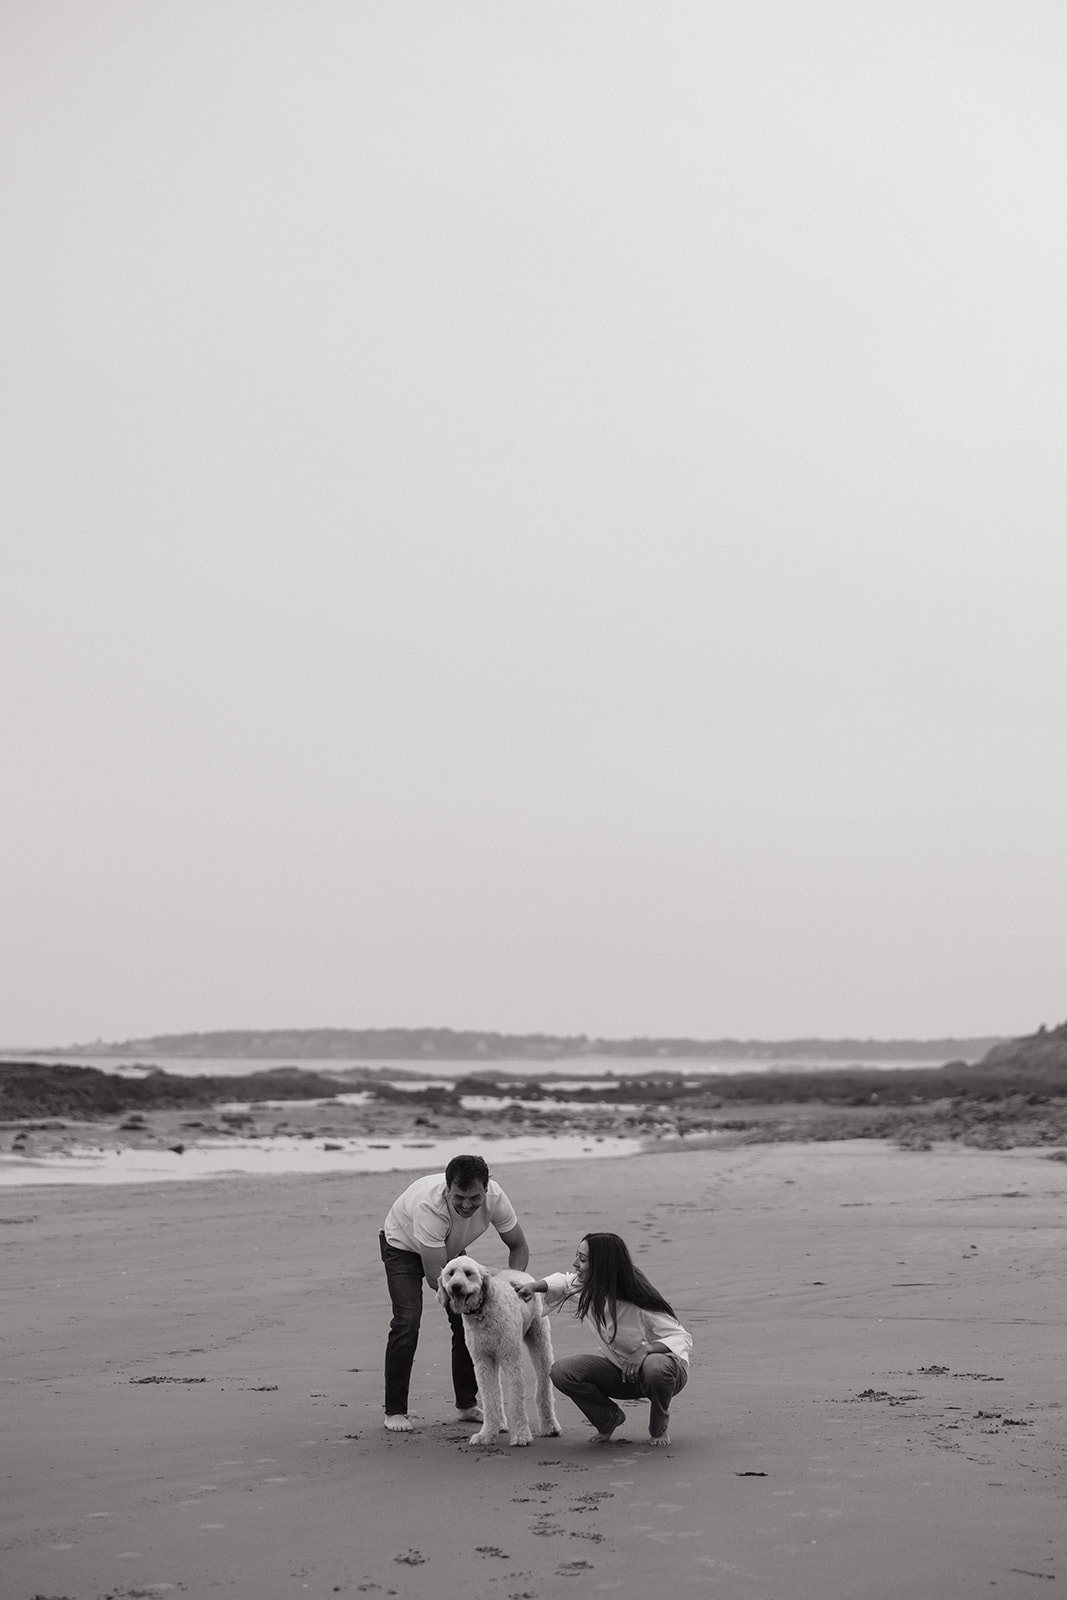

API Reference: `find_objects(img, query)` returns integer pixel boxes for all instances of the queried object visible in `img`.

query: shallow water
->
[212,1091,642,1115]
[0,1131,644,1186]
[0,1050,960,1080]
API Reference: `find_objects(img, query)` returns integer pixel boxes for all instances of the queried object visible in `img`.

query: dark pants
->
[379,1231,478,1416]
[550,1352,688,1438]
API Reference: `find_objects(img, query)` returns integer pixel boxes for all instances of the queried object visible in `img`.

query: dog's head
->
[437,1255,490,1315]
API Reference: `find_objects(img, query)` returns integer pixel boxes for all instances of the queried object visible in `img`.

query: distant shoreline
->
[3,1025,1007,1062]
[4,1037,1066,1157]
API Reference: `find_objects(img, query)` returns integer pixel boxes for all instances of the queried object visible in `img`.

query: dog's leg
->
[501,1345,533,1446]
[525,1317,562,1437]
[467,1353,506,1446]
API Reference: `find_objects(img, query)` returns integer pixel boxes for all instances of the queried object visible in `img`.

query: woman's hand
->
[514,1283,535,1301]
[622,1343,648,1382]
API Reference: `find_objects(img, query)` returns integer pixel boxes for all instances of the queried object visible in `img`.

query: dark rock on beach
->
[0,1060,350,1121]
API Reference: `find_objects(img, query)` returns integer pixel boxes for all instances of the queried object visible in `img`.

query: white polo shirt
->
[383,1173,518,1257]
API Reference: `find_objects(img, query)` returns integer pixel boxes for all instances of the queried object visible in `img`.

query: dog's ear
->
[436,1282,449,1308]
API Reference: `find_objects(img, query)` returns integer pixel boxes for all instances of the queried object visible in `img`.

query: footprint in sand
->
[531,1517,566,1538]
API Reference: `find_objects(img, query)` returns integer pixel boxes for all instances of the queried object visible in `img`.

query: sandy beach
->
[3,1139,1065,1600]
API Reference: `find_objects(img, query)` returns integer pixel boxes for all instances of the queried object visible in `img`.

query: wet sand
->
[2,1140,1066,1599]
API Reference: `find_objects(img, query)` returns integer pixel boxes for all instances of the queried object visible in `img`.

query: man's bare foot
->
[591,1406,627,1443]
[649,1432,671,1447]
[384,1414,414,1432]
[456,1405,483,1423]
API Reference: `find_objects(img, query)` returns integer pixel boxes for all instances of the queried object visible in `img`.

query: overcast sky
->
[2,2,1065,1048]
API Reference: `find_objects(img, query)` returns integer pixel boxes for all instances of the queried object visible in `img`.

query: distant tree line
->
[75,1025,1007,1062]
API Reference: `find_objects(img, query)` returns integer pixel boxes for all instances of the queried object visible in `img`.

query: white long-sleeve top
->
[542,1271,693,1369]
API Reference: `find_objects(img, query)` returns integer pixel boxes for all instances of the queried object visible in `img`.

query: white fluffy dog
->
[437,1257,562,1446]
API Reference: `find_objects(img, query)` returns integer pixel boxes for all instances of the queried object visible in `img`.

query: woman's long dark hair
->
[572,1232,677,1339]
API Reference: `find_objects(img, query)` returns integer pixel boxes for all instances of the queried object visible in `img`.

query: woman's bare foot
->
[456,1405,484,1423]
[649,1432,671,1447]
[384,1414,414,1432]
[591,1405,627,1443]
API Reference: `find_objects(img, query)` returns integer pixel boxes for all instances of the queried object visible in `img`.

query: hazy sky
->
[3,2,1065,1047]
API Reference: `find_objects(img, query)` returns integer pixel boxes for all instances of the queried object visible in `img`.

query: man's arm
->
[498,1223,530,1273]
[418,1244,448,1291]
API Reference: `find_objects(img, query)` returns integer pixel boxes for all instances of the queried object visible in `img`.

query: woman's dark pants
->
[379,1232,478,1416]
[550,1352,688,1438]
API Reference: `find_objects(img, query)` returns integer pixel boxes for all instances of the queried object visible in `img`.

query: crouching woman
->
[516,1231,691,1446]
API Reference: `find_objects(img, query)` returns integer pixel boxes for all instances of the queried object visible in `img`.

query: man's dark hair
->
[444,1153,490,1190]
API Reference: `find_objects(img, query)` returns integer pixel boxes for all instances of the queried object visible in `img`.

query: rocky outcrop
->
[975,1021,1067,1081]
